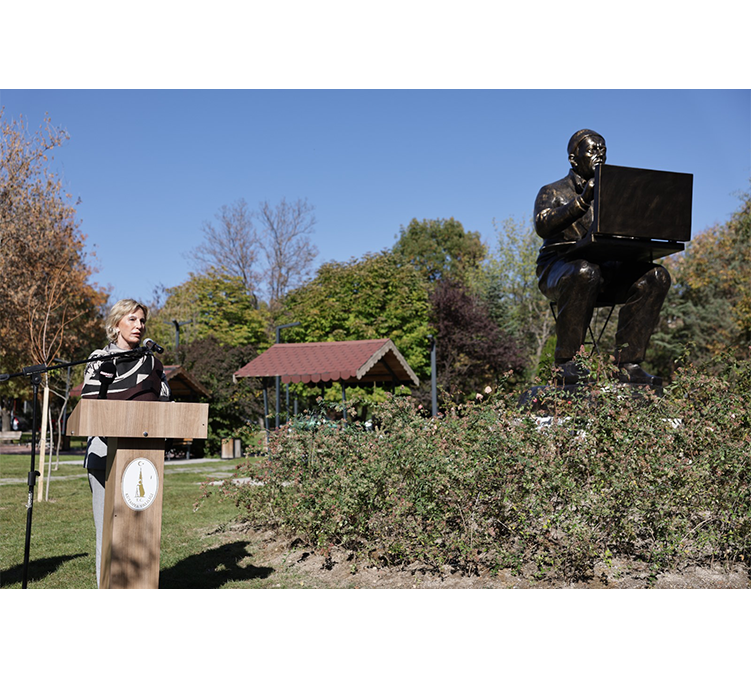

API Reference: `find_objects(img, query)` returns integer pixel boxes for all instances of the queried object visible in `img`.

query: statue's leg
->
[612,263,671,365]
[540,258,602,363]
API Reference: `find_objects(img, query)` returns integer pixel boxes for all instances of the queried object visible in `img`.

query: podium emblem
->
[122,458,159,511]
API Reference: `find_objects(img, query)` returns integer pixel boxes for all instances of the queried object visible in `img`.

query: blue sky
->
[1,89,749,305]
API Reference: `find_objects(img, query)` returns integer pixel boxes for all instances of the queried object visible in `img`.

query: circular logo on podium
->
[122,458,159,511]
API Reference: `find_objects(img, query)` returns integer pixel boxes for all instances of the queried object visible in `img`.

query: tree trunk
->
[36,379,50,502]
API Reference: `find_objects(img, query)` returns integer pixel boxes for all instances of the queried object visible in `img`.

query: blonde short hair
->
[105,299,149,343]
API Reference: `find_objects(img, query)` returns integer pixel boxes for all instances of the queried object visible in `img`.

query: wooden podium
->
[67,400,209,589]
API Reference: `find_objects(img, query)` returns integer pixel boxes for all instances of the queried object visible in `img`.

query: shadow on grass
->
[1,553,88,588]
[159,540,274,589]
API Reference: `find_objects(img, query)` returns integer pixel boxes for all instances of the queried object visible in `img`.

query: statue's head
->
[568,129,606,180]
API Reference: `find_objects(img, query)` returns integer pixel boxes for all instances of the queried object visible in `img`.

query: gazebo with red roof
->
[233,338,419,387]
[233,338,419,427]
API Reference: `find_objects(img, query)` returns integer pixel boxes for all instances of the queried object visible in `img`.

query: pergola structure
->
[233,338,419,428]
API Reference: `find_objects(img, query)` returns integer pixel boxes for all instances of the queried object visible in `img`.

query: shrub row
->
[213,356,751,582]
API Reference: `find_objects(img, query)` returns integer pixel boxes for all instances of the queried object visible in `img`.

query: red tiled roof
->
[233,339,419,387]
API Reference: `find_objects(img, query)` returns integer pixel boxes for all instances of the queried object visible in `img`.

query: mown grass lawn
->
[0,451,272,589]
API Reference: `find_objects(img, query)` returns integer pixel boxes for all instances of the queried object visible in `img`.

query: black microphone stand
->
[0,345,153,589]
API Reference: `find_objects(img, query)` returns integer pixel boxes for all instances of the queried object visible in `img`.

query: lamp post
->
[164,319,192,362]
[275,322,301,428]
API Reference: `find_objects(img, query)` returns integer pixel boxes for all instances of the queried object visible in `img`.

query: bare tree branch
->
[256,197,319,309]
[185,196,319,313]
[188,198,262,306]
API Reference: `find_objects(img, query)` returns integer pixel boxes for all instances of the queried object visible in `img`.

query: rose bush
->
[212,354,751,582]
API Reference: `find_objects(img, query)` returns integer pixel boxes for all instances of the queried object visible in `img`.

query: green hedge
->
[215,355,751,582]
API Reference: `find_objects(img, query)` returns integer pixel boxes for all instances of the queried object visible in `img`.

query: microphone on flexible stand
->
[143,338,165,354]
[97,360,116,400]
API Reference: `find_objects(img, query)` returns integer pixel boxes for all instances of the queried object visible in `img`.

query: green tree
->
[474,217,554,381]
[149,268,272,363]
[393,217,486,285]
[180,335,262,454]
[281,250,432,402]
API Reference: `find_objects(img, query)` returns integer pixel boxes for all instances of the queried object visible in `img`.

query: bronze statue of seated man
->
[533,129,670,386]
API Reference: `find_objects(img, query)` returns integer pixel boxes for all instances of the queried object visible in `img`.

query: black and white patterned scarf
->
[81,343,171,402]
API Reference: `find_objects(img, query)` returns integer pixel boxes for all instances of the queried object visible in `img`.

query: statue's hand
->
[581,178,596,204]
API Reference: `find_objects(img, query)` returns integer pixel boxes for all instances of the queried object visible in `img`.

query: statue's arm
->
[534,185,589,239]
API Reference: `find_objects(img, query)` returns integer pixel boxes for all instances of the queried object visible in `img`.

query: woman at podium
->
[80,299,171,587]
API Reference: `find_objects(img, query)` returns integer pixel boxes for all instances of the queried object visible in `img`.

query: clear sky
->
[1,89,749,305]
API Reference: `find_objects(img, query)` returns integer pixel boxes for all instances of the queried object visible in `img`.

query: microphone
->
[143,338,165,354]
[98,360,116,400]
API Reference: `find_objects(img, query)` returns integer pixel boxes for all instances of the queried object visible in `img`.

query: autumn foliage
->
[1,111,106,417]
[650,189,751,378]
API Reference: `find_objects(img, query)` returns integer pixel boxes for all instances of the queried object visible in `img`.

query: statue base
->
[518,381,663,412]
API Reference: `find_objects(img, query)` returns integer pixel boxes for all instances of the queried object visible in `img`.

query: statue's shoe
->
[617,362,662,386]
[553,360,593,385]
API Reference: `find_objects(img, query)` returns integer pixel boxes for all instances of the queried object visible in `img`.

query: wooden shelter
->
[233,338,419,387]
[233,338,419,428]
[161,365,210,401]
